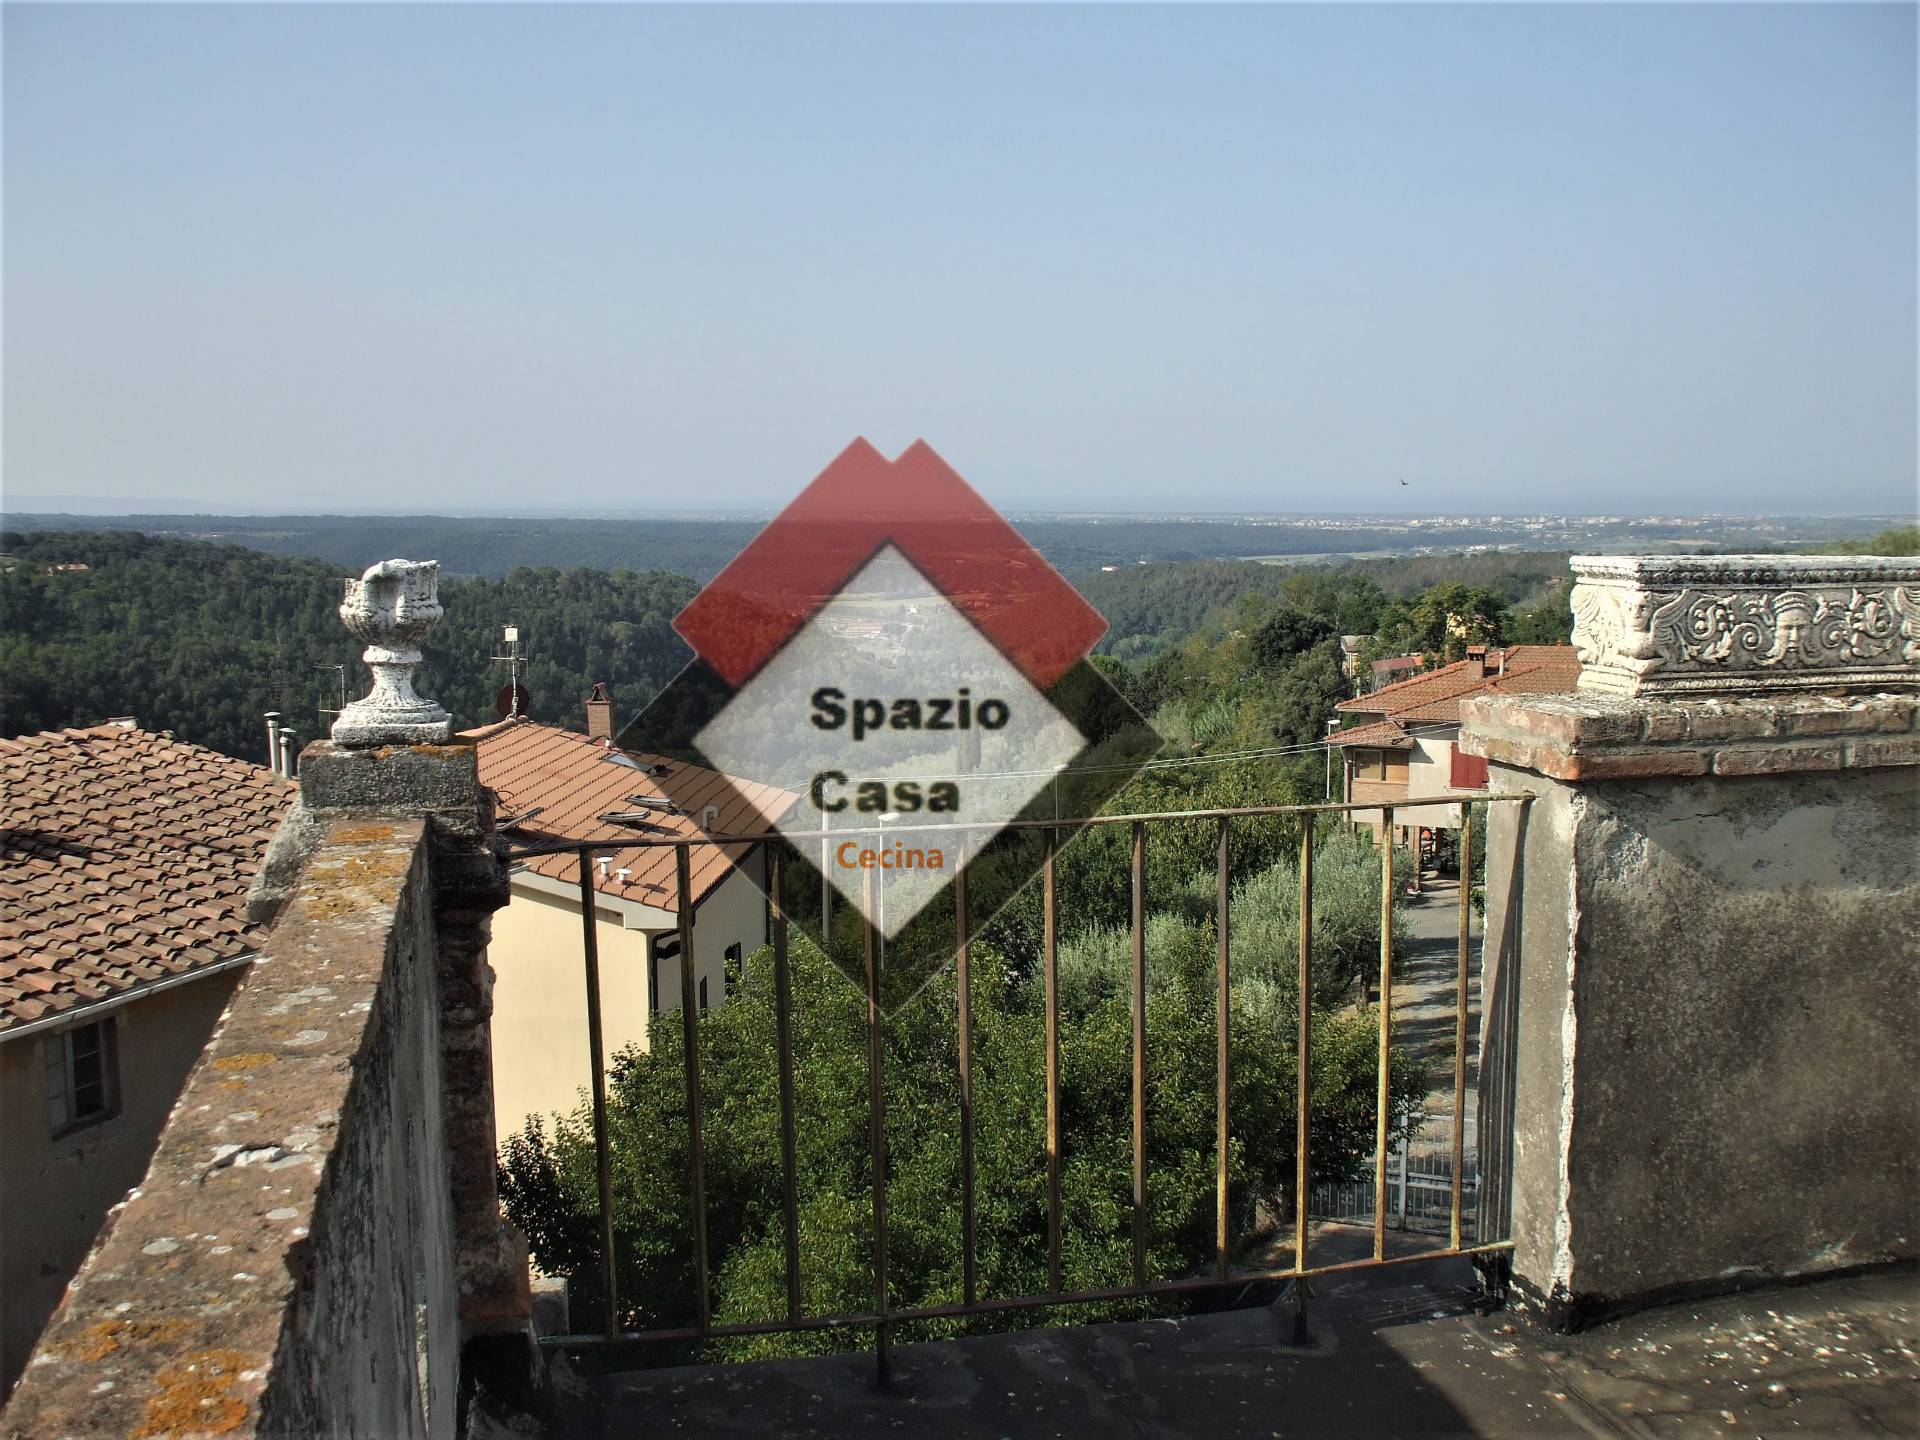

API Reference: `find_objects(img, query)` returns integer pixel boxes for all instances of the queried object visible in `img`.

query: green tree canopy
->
[1249,608,1335,671]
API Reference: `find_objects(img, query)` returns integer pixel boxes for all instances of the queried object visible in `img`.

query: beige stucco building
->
[1330,645,1580,841]
[487,853,773,1143]
[0,723,288,1395]
[0,973,248,1390]
[469,711,792,1145]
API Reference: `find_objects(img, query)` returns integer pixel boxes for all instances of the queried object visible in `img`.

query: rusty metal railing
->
[506,791,1527,1366]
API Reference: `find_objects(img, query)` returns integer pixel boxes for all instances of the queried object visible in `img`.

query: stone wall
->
[279,741,523,1336]
[1,819,463,1438]
[1466,687,1920,1328]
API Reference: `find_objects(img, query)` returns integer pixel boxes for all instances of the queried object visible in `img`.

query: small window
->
[698,976,709,1013]
[648,933,682,1016]
[47,1019,119,1135]
[724,943,744,999]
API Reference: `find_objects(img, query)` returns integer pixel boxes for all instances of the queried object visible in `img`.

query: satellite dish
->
[496,683,531,719]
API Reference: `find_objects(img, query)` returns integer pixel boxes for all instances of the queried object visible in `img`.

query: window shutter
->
[45,1036,70,1132]
[1450,747,1490,789]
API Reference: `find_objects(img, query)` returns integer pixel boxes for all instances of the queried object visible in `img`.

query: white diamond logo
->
[694,546,1086,936]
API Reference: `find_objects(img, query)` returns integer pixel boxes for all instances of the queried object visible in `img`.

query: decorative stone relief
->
[332,559,453,745]
[1570,555,1920,697]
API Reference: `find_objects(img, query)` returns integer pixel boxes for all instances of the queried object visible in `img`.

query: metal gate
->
[1310,1143,1479,1240]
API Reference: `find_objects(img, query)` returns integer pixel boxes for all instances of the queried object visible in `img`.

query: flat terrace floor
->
[550,1258,1918,1439]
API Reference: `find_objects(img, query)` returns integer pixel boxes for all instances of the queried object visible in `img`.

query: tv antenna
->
[310,662,348,720]
[492,625,527,719]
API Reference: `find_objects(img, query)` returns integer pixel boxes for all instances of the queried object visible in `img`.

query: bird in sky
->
[1399,477,1409,487]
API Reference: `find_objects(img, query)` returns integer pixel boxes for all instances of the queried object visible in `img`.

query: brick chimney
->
[585,681,614,741]
[1465,644,1489,678]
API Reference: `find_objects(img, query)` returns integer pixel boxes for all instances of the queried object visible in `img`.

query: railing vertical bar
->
[1374,809,1395,1264]
[576,851,620,1341]
[676,845,711,1331]
[864,866,890,1382]
[1130,820,1148,1289]
[770,848,802,1322]
[819,807,832,938]
[1295,820,1314,1275]
[1215,816,1231,1281]
[1451,805,1471,1253]
[956,866,977,1307]
[1043,827,1063,1296]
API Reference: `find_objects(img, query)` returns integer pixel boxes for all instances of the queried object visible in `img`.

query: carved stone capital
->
[1570,555,1920,698]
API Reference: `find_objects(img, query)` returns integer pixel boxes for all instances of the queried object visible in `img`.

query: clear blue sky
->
[4,3,1914,516]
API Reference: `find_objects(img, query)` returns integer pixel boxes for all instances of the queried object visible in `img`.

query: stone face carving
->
[332,559,453,745]
[1571,555,1920,697]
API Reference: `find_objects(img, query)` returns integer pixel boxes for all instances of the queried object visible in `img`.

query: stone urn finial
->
[331,559,453,745]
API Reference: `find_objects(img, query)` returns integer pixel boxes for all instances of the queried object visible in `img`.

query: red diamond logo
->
[673,438,1107,691]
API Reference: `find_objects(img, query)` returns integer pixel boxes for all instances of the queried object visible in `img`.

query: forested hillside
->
[1820,524,1919,556]
[4,516,759,585]
[0,532,694,764]
[1082,553,1575,661]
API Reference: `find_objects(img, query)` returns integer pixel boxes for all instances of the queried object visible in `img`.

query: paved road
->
[1390,874,1480,1152]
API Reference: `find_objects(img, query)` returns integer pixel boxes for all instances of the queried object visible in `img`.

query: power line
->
[818,717,1470,784]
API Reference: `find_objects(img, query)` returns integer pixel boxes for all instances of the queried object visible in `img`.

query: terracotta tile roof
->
[1370,655,1424,677]
[1337,645,1581,727]
[1326,719,1415,750]
[0,724,293,1031]
[465,720,796,913]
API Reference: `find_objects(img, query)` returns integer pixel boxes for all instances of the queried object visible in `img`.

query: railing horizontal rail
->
[503,790,1531,858]
[538,1239,1518,1349]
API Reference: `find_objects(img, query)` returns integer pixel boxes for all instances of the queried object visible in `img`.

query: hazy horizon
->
[7,494,1912,526]
[5,5,1915,517]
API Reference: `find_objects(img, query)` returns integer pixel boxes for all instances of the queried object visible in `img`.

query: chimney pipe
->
[1464,644,1489,679]
[282,729,299,778]
[264,711,282,769]
[586,682,615,742]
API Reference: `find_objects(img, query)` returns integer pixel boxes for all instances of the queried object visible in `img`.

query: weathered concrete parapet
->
[1569,553,1920,697]
[1464,607,1920,1330]
[249,741,506,922]
[1461,689,1920,782]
